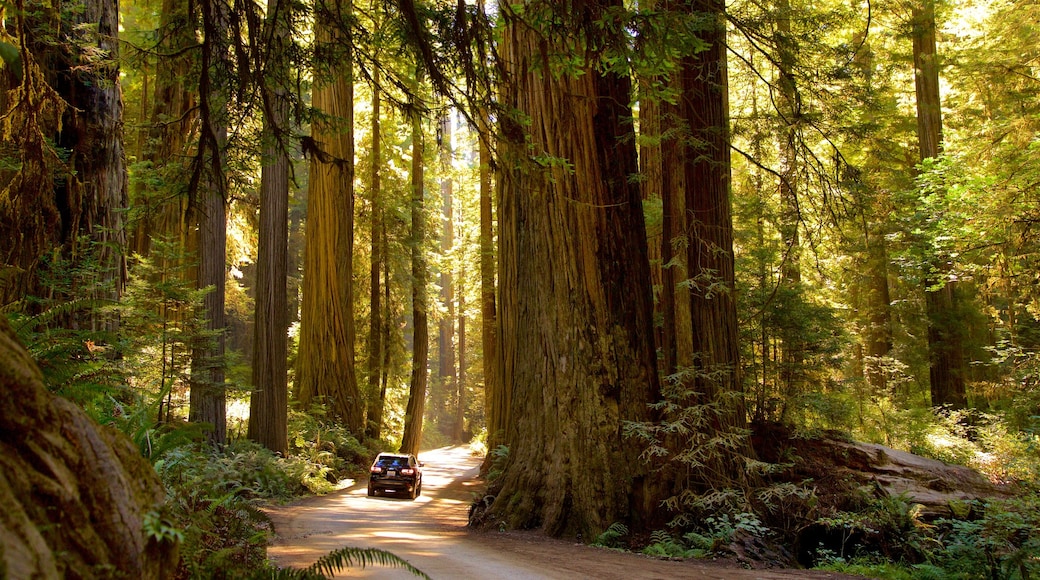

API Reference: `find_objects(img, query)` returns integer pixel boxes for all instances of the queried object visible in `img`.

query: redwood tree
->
[248,0,292,454]
[295,0,364,435]
[400,101,429,457]
[911,0,967,410]
[486,0,661,538]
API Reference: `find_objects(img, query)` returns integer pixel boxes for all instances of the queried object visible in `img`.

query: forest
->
[0,0,1039,573]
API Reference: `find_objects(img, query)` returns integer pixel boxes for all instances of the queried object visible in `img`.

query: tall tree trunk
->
[188,0,230,446]
[863,227,893,393]
[479,112,502,450]
[366,71,384,438]
[247,0,291,454]
[437,112,457,436]
[775,0,803,410]
[681,0,743,408]
[912,0,967,409]
[295,0,363,435]
[0,319,178,579]
[663,0,755,491]
[454,277,466,442]
[487,0,661,538]
[400,104,429,456]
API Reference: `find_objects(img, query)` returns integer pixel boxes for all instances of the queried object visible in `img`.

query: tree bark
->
[295,0,364,435]
[247,0,291,454]
[487,0,661,538]
[680,0,744,411]
[400,104,429,456]
[0,318,178,579]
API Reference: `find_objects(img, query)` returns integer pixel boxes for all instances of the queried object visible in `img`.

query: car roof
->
[376,453,412,460]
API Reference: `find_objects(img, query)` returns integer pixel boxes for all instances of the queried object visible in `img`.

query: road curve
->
[265,445,860,579]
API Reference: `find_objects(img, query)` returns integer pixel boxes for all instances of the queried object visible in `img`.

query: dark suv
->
[368,453,423,499]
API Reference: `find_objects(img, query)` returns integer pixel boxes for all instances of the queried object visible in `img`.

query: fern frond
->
[306,546,429,578]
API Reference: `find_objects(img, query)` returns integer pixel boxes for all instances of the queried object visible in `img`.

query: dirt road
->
[265,446,858,579]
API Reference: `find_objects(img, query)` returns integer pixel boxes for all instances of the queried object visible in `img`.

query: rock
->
[0,318,178,579]
[752,421,1011,520]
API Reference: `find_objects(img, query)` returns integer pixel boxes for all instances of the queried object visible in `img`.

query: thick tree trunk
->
[912,0,967,409]
[366,73,385,438]
[189,0,230,446]
[247,0,292,454]
[0,318,178,579]
[400,106,429,456]
[486,0,661,538]
[295,2,364,435]
[6,0,129,305]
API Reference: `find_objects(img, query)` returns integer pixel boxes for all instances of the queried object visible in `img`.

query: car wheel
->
[415,481,422,497]
[367,485,376,497]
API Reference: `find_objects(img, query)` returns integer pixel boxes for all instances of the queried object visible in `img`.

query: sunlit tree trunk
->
[912,0,967,409]
[247,0,291,454]
[188,0,230,445]
[295,0,364,435]
[488,0,660,538]
[479,112,502,451]
[400,104,429,456]
[366,71,385,438]
[454,278,466,442]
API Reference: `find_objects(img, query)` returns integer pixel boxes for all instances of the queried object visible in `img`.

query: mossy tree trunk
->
[487,0,661,538]
[0,318,178,579]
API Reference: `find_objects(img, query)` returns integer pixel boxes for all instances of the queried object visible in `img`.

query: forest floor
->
[264,445,863,579]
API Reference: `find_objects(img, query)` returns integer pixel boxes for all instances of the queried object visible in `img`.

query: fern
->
[593,522,629,548]
[252,546,429,579]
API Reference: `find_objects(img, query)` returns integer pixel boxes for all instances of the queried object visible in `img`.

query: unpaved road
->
[266,446,859,579]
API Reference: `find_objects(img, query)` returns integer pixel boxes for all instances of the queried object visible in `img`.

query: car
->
[368,453,423,499]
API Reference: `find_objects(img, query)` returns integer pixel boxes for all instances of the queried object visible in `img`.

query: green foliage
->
[251,546,429,579]
[927,497,1040,580]
[153,435,376,578]
[592,522,629,549]
[288,405,371,487]
[810,493,1040,579]
[641,529,705,559]
[486,444,510,483]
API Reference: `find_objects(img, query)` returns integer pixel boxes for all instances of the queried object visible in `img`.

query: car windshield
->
[377,457,407,467]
